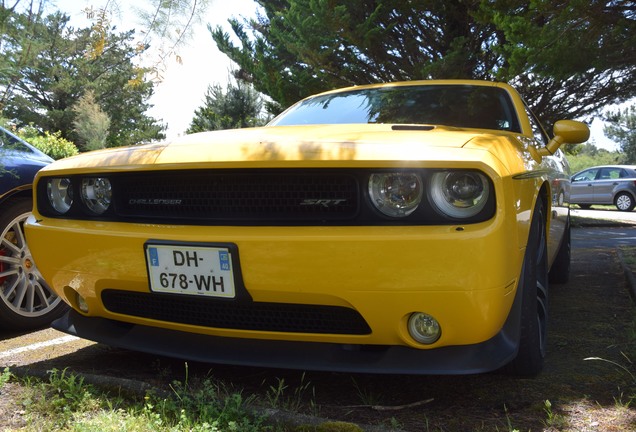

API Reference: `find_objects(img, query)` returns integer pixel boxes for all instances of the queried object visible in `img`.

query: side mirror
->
[537,120,590,157]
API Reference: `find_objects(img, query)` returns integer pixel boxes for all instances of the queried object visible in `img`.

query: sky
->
[51,0,259,138]
[49,0,620,150]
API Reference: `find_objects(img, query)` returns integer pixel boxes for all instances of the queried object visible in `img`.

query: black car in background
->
[0,126,67,330]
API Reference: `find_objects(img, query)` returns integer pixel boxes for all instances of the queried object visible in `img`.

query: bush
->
[16,126,79,160]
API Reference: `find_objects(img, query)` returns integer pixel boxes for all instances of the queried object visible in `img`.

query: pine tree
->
[604,105,636,164]
[211,0,636,124]
[187,79,266,133]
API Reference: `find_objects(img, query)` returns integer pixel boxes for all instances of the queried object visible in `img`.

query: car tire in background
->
[508,197,549,376]
[0,198,67,330]
[614,192,635,212]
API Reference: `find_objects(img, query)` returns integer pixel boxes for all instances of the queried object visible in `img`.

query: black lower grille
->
[101,290,371,335]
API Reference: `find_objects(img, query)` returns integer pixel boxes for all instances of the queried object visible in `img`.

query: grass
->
[619,246,636,273]
[4,367,364,432]
[8,367,272,432]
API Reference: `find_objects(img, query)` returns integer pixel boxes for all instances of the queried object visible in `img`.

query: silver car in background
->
[571,165,636,212]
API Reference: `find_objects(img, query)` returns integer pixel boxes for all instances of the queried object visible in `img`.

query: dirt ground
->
[1,229,635,431]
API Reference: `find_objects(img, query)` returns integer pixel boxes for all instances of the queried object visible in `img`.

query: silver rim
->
[616,194,632,211]
[0,211,61,317]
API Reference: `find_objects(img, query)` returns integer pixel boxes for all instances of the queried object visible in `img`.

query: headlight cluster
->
[368,170,491,220]
[45,177,112,215]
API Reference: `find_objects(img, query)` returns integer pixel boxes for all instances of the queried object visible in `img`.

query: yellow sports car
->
[26,80,589,375]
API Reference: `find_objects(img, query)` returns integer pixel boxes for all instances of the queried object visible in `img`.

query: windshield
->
[270,85,521,133]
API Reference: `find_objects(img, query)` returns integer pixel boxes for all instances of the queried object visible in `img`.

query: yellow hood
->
[39,124,507,174]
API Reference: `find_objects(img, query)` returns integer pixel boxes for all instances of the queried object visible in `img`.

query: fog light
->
[408,312,441,344]
[75,292,89,313]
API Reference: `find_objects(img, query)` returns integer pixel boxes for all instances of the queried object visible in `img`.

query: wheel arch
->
[613,189,635,202]
[0,187,34,208]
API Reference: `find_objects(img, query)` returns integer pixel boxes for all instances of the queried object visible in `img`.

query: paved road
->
[573,226,636,249]
[572,207,636,224]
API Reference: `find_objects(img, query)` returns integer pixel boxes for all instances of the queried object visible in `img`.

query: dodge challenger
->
[25,80,589,375]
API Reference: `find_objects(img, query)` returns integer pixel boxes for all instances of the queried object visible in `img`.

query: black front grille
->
[101,290,372,335]
[115,170,359,223]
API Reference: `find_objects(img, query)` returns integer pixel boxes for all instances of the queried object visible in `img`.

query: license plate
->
[145,243,236,298]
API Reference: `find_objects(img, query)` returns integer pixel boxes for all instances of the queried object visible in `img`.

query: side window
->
[523,105,549,146]
[599,168,621,180]
[573,169,598,182]
[620,169,629,178]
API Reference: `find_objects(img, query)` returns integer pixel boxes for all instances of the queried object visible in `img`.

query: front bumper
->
[28,217,524,348]
[53,285,522,375]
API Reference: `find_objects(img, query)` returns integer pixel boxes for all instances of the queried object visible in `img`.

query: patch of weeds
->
[294,422,363,432]
[153,372,266,431]
[265,372,315,413]
[0,367,11,389]
[503,404,520,432]
[15,366,272,431]
[386,417,404,430]
[20,368,102,429]
[585,353,636,387]
[350,377,382,406]
[542,399,568,429]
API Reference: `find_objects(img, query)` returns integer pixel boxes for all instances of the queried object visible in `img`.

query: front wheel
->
[0,198,67,330]
[507,198,549,376]
[615,192,635,212]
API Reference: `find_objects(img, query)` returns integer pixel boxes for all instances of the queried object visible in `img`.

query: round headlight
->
[430,171,489,218]
[369,172,423,217]
[47,178,73,214]
[80,177,112,215]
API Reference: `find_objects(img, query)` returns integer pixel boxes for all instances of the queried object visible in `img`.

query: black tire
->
[548,216,570,284]
[507,198,549,376]
[614,192,635,212]
[0,198,67,330]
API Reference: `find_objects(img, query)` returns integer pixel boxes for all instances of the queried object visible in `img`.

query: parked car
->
[571,165,636,212]
[0,126,67,330]
[25,80,589,375]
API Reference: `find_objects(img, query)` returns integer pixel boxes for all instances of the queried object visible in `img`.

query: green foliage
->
[604,105,636,164]
[264,373,314,413]
[187,78,267,133]
[0,367,11,389]
[566,144,625,174]
[15,124,79,160]
[21,368,100,428]
[0,8,166,147]
[17,368,269,431]
[73,90,111,151]
[0,1,47,113]
[212,0,636,124]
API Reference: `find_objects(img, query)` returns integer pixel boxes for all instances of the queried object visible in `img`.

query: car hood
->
[39,124,513,173]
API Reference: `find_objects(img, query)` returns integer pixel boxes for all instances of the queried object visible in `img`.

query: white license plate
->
[145,243,236,298]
